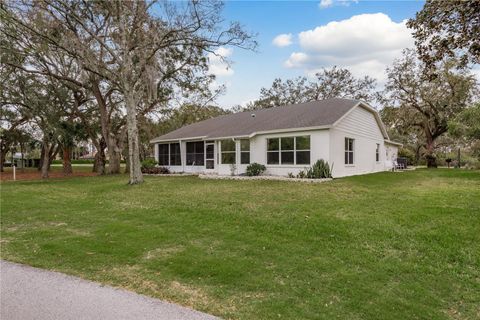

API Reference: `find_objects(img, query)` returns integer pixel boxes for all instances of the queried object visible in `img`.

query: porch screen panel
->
[170,143,181,166]
[158,144,169,166]
[186,141,204,165]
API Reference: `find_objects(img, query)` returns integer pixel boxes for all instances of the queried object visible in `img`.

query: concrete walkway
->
[0,260,218,320]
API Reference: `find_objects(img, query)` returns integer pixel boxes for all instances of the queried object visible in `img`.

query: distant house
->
[150,98,402,178]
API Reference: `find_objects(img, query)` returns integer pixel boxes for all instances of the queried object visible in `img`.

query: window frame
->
[240,139,250,165]
[345,137,355,165]
[376,143,380,162]
[220,139,236,165]
[266,135,311,166]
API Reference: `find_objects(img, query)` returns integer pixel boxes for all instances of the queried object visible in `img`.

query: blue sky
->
[211,0,425,108]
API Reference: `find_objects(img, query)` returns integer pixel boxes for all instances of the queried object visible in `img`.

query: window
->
[158,143,181,166]
[267,138,280,164]
[267,135,310,165]
[240,139,250,164]
[345,138,354,165]
[376,144,380,162]
[280,137,294,164]
[186,141,204,165]
[221,140,236,164]
[296,136,310,165]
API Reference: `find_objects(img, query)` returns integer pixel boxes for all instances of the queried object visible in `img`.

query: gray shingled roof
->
[151,98,362,142]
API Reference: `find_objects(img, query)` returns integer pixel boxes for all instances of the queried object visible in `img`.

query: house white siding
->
[249,129,329,176]
[329,105,387,178]
[153,103,401,178]
[385,142,399,170]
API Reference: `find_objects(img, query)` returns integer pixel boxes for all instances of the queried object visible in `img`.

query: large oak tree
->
[384,50,478,167]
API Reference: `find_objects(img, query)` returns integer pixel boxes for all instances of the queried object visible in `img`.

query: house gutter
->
[384,140,403,147]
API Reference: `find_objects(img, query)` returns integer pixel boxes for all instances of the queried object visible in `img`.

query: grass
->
[1,169,479,319]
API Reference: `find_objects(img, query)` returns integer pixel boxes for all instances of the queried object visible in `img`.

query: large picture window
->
[267,135,310,165]
[221,140,236,164]
[240,139,250,164]
[158,143,181,166]
[345,138,354,165]
[186,141,204,165]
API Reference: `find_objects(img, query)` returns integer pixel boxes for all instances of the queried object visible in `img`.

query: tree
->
[384,50,478,167]
[2,0,255,184]
[407,0,480,71]
[249,66,377,110]
[449,103,480,142]
[310,67,377,101]
[0,108,28,172]
[57,120,86,175]
[449,103,480,160]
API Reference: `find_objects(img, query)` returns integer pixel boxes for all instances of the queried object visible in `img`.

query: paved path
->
[0,260,218,320]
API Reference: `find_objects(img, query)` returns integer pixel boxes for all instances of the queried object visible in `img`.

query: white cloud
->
[284,13,414,82]
[208,47,234,77]
[319,0,358,9]
[319,0,333,9]
[272,33,293,47]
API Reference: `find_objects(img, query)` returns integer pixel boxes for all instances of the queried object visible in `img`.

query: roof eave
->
[150,136,207,144]
[384,139,403,147]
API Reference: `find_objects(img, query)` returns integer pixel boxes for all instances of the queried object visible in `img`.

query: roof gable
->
[332,102,389,140]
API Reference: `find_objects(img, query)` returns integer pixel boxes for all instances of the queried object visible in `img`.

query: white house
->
[150,98,402,178]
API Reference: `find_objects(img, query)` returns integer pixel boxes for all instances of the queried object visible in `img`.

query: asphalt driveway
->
[0,260,218,320]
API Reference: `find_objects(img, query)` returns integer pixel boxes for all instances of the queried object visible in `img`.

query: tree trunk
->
[124,158,130,174]
[93,138,107,175]
[91,81,122,174]
[62,145,73,175]
[49,144,60,171]
[38,144,45,171]
[425,139,437,168]
[41,140,50,179]
[20,143,25,172]
[123,141,130,174]
[125,91,143,184]
[107,146,121,174]
[0,146,6,172]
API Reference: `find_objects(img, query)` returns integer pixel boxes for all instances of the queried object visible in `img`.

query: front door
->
[205,142,215,171]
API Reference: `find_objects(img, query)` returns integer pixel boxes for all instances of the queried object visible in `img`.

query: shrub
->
[462,156,480,170]
[297,170,306,179]
[141,166,170,174]
[246,163,266,176]
[141,158,157,169]
[398,148,416,165]
[299,159,333,179]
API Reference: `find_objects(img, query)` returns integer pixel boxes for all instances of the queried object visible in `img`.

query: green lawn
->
[1,169,479,319]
